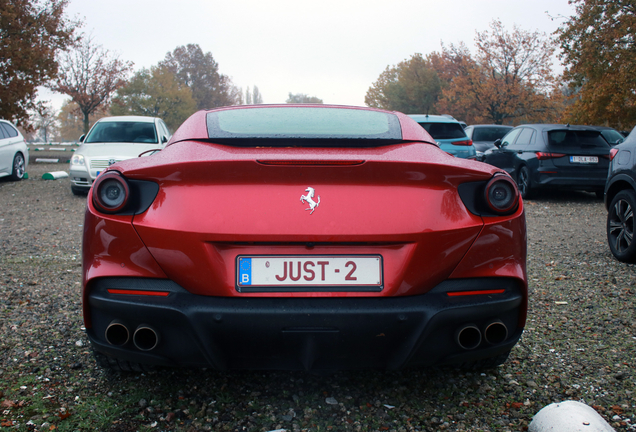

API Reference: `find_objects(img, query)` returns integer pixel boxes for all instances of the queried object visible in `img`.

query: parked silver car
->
[70,116,170,195]
[0,119,28,181]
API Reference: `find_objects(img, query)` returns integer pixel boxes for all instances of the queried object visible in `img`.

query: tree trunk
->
[83,111,90,134]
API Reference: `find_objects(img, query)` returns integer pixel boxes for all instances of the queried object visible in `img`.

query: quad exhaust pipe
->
[105,320,130,346]
[456,320,509,350]
[456,324,482,350]
[133,325,159,351]
[104,321,159,351]
[484,320,508,345]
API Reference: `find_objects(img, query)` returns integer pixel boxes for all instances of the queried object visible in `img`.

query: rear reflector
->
[451,140,473,146]
[536,152,565,160]
[107,289,170,297]
[447,289,505,297]
[257,160,364,166]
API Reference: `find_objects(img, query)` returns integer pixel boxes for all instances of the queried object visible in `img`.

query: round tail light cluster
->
[92,172,130,213]
[484,175,519,214]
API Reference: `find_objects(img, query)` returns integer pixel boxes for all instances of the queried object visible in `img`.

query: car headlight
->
[71,154,85,166]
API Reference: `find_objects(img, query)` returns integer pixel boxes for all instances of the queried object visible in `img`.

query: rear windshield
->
[473,127,511,142]
[547,130,608,149]
[206,107,402,144]
[85,122,158,144]
[418,122,466,139]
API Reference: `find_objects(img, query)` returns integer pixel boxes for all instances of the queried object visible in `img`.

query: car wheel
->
[9,153,25,181]
[607,189,636,263]
[516,166,533,199]
[71,186,86,196]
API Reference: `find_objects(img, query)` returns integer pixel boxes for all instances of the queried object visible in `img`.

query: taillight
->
[610,148,619,161]
[536,152,565,160]
[92,171,130,213]
[484,175,519,214]
[452,139,473,146]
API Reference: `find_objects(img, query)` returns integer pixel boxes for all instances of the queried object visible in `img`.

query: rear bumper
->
[86,277,525,370]
[534,172,607,190]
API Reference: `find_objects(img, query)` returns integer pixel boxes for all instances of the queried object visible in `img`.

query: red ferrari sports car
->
[82,105,527,372]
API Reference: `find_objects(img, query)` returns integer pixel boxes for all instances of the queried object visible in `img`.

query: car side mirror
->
[162,136,168,144]
[493,138,502,148]
[79,134,85,143]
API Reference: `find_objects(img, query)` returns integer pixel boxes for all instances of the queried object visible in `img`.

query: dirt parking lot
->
[1,162,635,432]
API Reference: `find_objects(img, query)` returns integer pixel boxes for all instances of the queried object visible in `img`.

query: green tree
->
[286,93,323,104]
[557,0,636,128]
[159,44,241,110]
[0,0,78,125]
[365,53,441,114]
[252,86,263,104]
[110,66,196,130]
[49,35,133,133]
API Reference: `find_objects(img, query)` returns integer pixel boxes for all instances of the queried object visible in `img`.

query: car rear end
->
[82,106,526,371]
[534,127,610,192]
[408,115,476,159]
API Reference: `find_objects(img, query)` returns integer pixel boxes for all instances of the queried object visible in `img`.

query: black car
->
[464,124,513,154]
[478,124,611,199]
[604,128,636,262]
[589,126,625,146]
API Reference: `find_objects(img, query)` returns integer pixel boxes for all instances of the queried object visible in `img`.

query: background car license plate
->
[570,156,598,164]
[237,255,382,289]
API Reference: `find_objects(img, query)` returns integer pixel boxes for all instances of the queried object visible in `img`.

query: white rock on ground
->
[529,401,616,432]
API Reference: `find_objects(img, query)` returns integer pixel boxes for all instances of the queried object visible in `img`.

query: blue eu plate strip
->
[239,258,252,285]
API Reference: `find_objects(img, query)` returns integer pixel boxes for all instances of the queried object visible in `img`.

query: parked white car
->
[0,119,28,181]
[70,116,171,195]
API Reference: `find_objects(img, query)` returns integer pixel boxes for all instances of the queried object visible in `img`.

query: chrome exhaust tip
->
[456,324,482,350]
[105,320,129,346]
[484,320,508,345]
[133,325,159,351]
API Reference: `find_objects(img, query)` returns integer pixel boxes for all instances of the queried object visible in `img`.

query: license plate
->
[237,255,383,291]
[570,156,598,164]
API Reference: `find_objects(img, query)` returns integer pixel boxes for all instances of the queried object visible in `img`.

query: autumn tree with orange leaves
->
[557,0,636,129]
[437,21,562,125]
[366,21,563,125]
[49,35,132,134]
[0,0,78,126]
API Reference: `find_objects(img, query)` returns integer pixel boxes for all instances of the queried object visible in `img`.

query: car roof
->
[514,124,605,132]
[96,116,158,124]
[407,114,461,124]
[468,124,513,128]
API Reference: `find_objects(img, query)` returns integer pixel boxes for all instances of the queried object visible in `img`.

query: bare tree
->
[32,102,57,142]
[49,35,132,133]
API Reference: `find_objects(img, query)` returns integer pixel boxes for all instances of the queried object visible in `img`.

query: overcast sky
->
[41,0,576,109]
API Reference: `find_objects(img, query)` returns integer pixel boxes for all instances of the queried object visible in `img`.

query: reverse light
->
[484,175,519,214]
[536,152,565,160]
[451,139,473,146]
[92,171,130,213]
[609,148,619,161]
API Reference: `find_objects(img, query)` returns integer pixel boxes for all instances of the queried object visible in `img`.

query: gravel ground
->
[1,162,635,432]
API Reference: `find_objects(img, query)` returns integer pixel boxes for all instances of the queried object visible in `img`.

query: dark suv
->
[604,128,636,262]
[479,124,610,199]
